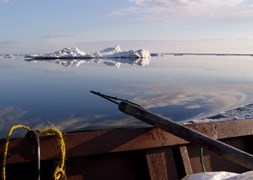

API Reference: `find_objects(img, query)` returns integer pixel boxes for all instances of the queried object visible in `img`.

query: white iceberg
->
[93,45,122,57]
[26,47,94,59]
[49,47,88,57]
[93,45,150,58]
[25,45,151,68]
[116,49,151,58]
[3,54,15,59]
[25,45,151,59]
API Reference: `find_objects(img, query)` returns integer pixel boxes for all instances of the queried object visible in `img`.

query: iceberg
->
[3,54,15,59]
[24,45,151,68]
[25,47,94,59]
[49,47,88,57]
[93,45,122,57]
[115,49,150,58]
[93,45,150,58]
[25,45,151,59]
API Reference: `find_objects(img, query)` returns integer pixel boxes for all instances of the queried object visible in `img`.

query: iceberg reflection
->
[25,57,150,68]
[93,57,150,67]
[24,45,151,68]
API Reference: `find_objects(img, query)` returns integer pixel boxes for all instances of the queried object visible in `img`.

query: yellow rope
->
[1,124,31,180]
[39,127,66,180]
[2,125,66,180]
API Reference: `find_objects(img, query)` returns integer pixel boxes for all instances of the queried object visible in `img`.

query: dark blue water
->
[1,55,253,137]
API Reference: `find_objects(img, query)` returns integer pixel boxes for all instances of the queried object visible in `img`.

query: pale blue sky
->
[1,0,253,53]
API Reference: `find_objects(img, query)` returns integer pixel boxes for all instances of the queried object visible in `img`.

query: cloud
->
[0,41,28,54]
[130,0,145,5]
[185,104,203,109]
[110,81,253,121]
[0,0,11,3]
[42,34,76,40]
[33,114,148,133]
[0,41,18,46]
[0,106,27,131]
[112,0,253,21]
[0,106,26,121]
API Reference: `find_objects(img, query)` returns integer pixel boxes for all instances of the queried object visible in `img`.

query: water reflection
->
[0,106,27,137]
[33,114,150,133]
[0,106,26,127]
[2,55,253,138]
[25,57,150,68]
[2,80,253,137]
[111,82,253,121]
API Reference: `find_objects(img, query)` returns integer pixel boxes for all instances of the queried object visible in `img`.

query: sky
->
[1,0,253,54]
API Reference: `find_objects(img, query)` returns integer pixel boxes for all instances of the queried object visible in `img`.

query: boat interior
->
[0,119,253,180]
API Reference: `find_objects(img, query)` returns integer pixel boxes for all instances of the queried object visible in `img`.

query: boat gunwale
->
[1,119,253,164]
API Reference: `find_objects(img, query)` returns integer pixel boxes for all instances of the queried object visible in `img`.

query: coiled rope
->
[1,124,31,180]
[38,127,66,180]
[2,125,66,180]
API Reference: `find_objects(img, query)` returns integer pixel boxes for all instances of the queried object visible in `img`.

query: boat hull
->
[1,119,253,179]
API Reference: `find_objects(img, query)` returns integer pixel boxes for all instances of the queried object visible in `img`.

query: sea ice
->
[206,104,253,121]
[187,103,253,124]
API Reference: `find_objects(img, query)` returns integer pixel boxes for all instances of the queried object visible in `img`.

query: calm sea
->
[1,55,253,137]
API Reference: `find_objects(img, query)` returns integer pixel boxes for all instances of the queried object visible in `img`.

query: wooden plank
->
[0,119,253,164]
[119,101,253,169]
[179,145,193,175]
[145,147,178,180]
[187,138,252,173]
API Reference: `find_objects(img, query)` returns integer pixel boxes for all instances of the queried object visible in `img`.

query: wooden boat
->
[1,92,253,180]
[0,118,253,180]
